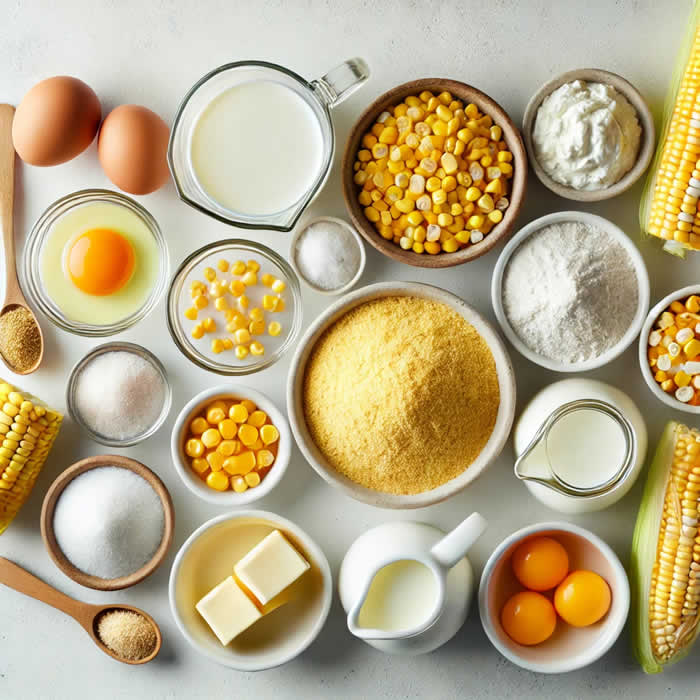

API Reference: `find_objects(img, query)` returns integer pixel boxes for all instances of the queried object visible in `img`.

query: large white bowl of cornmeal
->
[287,282,517,509]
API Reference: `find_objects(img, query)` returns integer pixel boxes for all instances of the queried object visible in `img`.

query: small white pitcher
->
[341,513,487,647]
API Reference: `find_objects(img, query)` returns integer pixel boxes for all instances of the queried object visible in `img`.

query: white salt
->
[294,220,362,291]
[53,466,164,580]
[73,350,166,440]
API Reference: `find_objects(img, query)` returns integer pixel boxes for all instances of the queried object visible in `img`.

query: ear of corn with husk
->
[631,421,700,672]
[639,4,700,257]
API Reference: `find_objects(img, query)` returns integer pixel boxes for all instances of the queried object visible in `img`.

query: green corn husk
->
[630,422,700,673]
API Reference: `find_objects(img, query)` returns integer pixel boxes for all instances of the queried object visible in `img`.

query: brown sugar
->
[97,609,157,661]
[302,296,500,495]
[0,307,41,373]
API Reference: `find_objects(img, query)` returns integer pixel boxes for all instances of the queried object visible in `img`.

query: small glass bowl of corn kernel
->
[171,385,292,505]
[167,240,302,375]
[639,285,700,414]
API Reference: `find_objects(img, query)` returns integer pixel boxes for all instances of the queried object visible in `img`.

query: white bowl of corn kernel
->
[167,240,303,375]
[171,385,292,505]
[342,79,527,268]
[639,285,700,414]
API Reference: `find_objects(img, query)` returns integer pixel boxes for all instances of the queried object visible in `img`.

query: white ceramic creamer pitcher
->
[338,513,487,655]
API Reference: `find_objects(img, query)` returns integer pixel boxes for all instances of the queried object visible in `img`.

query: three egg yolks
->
[66,228,135,296]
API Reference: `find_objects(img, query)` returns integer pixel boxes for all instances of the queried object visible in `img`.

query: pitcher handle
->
[430,512,487,570]
[312,58,370,108]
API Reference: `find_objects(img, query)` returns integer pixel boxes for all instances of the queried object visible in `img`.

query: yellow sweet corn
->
[641,5,700,255]
[0,382,62,535]
[631,422,700,672]
[353,90,513,255]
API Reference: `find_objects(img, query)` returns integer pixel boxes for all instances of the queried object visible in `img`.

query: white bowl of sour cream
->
[523,68,655,201]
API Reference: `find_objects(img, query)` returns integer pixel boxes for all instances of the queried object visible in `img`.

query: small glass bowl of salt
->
[66,342,172,447]
[290,216,366,295]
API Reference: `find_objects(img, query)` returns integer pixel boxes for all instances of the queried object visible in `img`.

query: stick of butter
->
[195,575,262,646]
[234,529,310,605]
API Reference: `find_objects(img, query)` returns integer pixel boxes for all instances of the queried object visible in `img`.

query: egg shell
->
[12,76,101,166]
[98,105,170,195]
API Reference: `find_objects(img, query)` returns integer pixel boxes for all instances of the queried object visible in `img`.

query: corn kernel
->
[249,307,264,322]
[229,403,249,423]
[191,322,205,339]
[238,423,259,447]
[191,457,208,475]
[217,439,239,457]
[193,295,208,310]
[211,338,225,354]
[217,259,229,273]
[202,317,216,333]
[245,472,261,488]
[206,471,229,491]
[232,260,246,275]
[203,267,216,282]
[235,345,249,360]
[214,297,228,312]
[249,320,265,336]
[185,438,204,458]
[234,328,251,345]
[268,321,282,337]
[250,341,265,356]
[241,271,257,287]
[238,295,250,311]
[207,451,225,472]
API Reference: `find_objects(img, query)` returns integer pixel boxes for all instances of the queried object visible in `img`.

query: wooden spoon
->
[0,104,43,374]
[0,557,162,664]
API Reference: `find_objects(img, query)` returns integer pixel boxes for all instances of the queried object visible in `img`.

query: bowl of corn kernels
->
[639,285,700,414]
[167,240,302,375]
[171,385,291,505]
[342,79,527,268]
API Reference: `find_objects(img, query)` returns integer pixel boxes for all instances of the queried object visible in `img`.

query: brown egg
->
[98,105,170,195]
[12,76,101,166]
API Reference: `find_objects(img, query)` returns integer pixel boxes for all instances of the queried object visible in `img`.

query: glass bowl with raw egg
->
[166,240,302,375]
[22,189,169,336]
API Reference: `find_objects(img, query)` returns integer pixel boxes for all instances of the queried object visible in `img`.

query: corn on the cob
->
[631,421,700,672]
[641,4,700,256]
[0,381,62,535]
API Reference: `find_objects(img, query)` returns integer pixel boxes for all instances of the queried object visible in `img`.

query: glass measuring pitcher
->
[168,58,369,231]
[514,399,636,498]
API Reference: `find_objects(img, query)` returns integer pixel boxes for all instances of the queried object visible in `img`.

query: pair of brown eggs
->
[12,76,169,195]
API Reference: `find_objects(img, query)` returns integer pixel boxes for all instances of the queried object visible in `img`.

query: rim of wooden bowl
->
[341,78,527,268]
[522,68,656,202]
[40,454,175,591]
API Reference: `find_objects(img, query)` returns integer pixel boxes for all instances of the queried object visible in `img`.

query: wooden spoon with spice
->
[0,104,43,375]
[0,557,162,664]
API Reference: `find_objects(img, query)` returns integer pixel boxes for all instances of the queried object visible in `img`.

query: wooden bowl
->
[522,68,655,202]
[341,78,527,268]
[41,454,175,591]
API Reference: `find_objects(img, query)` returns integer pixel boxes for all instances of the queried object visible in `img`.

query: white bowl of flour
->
[491,212,649,372]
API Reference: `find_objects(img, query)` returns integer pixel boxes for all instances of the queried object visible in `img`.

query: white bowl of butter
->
[169,510,332,671]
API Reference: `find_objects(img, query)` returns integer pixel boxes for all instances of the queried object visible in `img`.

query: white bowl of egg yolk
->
[22,189,168,336]
[171,384,292,506]
[478,522,630,674]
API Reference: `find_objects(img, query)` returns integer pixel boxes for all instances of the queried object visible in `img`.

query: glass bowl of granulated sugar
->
[491,211,649,372]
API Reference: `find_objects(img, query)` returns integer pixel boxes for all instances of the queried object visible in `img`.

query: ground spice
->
[0,307,41,372]
[303,296,500,494]
[97,609,157,661]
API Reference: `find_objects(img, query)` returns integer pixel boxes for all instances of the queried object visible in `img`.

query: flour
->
[502,221,639,363]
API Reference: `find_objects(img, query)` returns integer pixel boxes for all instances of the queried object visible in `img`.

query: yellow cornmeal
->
[303,296,500,494]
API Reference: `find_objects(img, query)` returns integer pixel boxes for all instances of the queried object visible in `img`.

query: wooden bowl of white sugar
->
[491,211,650,372]
[41,455,175,591]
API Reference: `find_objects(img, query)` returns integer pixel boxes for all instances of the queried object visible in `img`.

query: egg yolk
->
[66,228,135,296]
[500,591,557,646]
[554,570,611,627]
[512,536,569,591]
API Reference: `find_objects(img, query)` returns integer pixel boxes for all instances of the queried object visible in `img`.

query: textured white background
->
[0,0,697,697]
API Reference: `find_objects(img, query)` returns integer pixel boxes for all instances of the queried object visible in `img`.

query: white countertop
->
[0,1,697,698]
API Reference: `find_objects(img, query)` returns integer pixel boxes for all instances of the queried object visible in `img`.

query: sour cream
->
[532,80,641,191]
